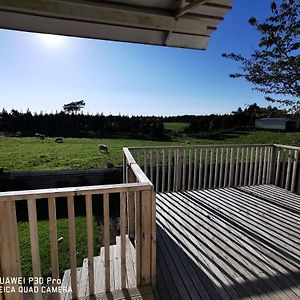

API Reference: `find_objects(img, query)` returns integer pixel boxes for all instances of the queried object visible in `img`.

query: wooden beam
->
[175,0,207,18]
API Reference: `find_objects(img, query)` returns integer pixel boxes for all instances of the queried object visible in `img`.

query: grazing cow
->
[99,144,109,153]
[55,137,64,143]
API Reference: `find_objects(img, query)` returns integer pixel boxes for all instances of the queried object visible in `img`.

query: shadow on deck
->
[155,185,300,300]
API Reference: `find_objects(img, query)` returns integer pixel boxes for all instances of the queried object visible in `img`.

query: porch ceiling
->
[0,0,234,50]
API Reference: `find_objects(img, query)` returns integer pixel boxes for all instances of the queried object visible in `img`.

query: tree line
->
[0,109,165,140]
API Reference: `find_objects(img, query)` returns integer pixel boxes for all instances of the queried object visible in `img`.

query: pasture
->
[1,129,300,172]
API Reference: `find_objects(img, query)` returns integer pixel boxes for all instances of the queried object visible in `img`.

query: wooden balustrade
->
[128,144,300,194]
[0,178,154,299]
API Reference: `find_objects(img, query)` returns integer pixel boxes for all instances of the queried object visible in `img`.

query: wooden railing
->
[273,144,300,193]
[128,144,300,194]
[0,147,155,300]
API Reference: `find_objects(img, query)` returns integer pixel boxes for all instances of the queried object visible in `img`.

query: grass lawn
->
[18,216,102,278]
[164,122,190,133]
[1,130,300,172]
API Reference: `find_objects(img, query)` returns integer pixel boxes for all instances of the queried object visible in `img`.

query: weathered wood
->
[239,147,245,186]
[285,150,292,190]
[224,147,229,187]
[67,195,78,299]
[291,150,298,193]
[48,197,60,299]
[140,190,151,285]
[127,168,135,239]
[203,148,209,189]
[193,149,198,190]
[209,148,214,189]
[156,150,159,192]
[151,190,156,286]
[198,148,203,189]
[120,192,127,289]
[103,193,110,291]
[167,149,171,192]
[27,198,43,300]
[229,147,235,187]
[188,149,193,190]
[162,149,165,192]
[214,148,219,188]
[219,148,224,188]
[85,194,94,296]
[135,191,141,286]
[234,147,240,187]
[182,149,187,190]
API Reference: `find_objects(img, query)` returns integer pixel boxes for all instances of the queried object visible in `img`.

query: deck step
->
[60,235,138,299]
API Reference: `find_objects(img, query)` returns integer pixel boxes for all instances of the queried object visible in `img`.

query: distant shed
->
[255,118,300,131]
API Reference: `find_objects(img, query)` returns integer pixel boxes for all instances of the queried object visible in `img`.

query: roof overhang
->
[0,0,234,50]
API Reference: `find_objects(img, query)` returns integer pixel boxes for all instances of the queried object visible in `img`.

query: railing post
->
[127,167,135,239]
[0,201,22,300]
[137,188,156,287]
[268,145,277,185]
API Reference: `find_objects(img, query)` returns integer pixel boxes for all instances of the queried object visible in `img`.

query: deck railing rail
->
[128,144,300,194]
[0,147,155,300]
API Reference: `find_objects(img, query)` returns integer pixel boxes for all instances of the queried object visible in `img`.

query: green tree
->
[63,100,85,114]
[222,0,300,112]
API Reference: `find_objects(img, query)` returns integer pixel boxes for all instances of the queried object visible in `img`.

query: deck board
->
[155,185,300,300]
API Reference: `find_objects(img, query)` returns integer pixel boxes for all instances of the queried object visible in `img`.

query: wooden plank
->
[141,190,151,285]
[161,149,165,192]
[167,149,171,192]
[150,150,153,184]
[85,194,94,296]
[198,148,203,189]
[173,149,177,192]
[156,150,159,192]
[209,148,214,189]
[214,148,219,188]
[0,201,22,300]
[285,150,292,190]
[219,148,224,188]
[193,148,198,190]
[127,168,135,239]
[176,148,182,191]
[103,193,110,291]
[248,147,254,186]
[203,148,209,189]
[120,192,127,289]
[228,147,235,187]
[244,147,249,186]
[257,147,263,185]
[67,195,78,299]
[262,147,268,184]
[253,147,259,185]
[188,148,193,190]
[144,149,148,177]
[135,191,141,286]
[151,190,156,286]
[291,150,298,193]
[234,147,240,187]
[182,149,187,190]
[223,147,229,187]
[27,197,42,300]
[239,147,245,186]
[275,150,281,186]
[0,182,152,201]
[48,196,60,299]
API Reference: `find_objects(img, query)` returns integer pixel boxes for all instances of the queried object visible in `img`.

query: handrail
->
[0,182,151,201]
[128,143,275,150]
[273,144,300,151]
[123,147,153,186]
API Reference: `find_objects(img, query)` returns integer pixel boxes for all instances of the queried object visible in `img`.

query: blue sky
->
[0,0,276,116]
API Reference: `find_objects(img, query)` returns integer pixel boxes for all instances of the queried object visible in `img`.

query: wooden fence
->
[0,148,155,300]
[129,144,300,194]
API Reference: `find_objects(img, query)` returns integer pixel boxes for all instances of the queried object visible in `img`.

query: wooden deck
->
[155,185,300,300]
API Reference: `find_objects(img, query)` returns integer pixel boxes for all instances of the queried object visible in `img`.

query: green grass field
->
[19,216,102,278]
[1,130,300,172]
[164,122,190,132]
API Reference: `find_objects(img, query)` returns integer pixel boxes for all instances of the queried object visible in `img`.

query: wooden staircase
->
[60,236,153,299]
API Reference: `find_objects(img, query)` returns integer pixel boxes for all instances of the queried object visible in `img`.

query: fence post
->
[0,201,22,300]
[137,188,156,287]
[127,167,135,239]
[268,145,277,185]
